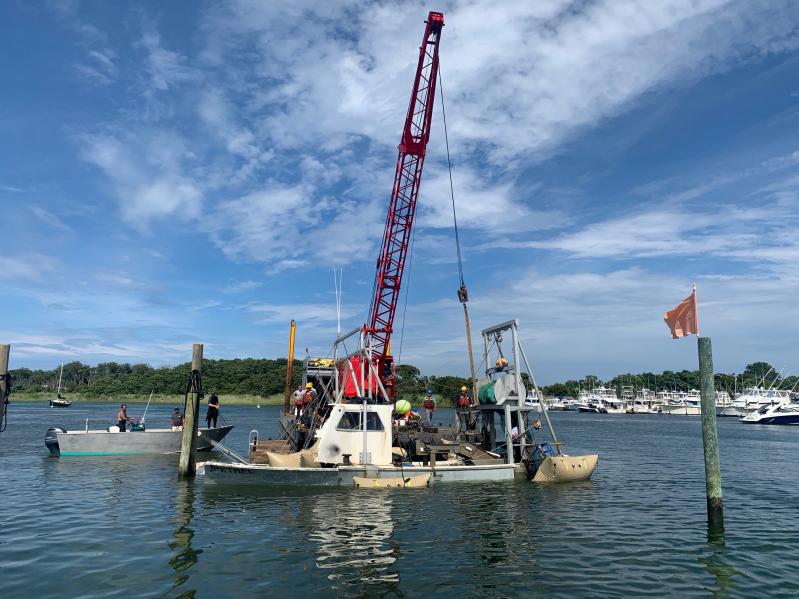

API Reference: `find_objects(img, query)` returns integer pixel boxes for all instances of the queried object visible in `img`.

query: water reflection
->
[701,539,740,599]
[310,490,400,593]
[168,480,201,597]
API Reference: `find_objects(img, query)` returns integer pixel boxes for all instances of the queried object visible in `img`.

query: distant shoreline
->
[11,392,286,406]
[11,392,452,407]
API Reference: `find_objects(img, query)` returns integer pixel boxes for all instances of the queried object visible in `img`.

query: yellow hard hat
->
[461,386,467,391]
[305,383,313,388]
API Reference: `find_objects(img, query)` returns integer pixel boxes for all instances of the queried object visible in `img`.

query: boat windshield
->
[336,412,385,431]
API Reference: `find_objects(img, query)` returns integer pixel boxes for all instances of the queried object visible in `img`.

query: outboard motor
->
[45,427,65,456]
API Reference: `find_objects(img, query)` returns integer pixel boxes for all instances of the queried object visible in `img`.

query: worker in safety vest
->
[302,383,316,406]
[422,389,436,425]
[456,385,471,432]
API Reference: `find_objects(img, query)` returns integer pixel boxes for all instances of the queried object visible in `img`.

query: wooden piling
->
[0,344,9,391]
[698,336,724,531]
[179,344,203,478]
[0,344,9,432]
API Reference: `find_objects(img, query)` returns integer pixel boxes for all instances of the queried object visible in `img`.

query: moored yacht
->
[740,402,799,425]
[718,387,792,417]
[665,389,702,415]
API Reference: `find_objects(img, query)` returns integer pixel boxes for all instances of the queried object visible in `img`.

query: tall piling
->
[698,336,724,532]
[179,344,203,478]
[0,344,9,433]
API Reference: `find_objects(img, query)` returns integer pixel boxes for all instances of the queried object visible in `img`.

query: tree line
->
[540,361,796,398]
[9,359,791,402]
[10,359,304,397]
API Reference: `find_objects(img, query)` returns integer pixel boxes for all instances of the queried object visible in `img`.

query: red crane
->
[363,11,444,384]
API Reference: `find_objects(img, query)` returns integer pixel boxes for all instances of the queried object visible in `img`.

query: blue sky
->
[2,0,799,384]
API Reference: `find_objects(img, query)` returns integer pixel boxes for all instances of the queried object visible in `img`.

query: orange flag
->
[664,286,699,339]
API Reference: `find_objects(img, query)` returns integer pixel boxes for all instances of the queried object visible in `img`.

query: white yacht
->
[576,386,624,413]
[665,390,702,416]
[576,390,607,413]
[717,387,792,418]
[740,402,799,425]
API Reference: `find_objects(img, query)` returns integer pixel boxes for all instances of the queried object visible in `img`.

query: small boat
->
[49,364,72,408]
[45,425,234,456]
[740,403,799,425]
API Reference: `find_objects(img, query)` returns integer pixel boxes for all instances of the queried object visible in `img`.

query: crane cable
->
[396,227,416,364]
[397,67,463,366]
[438,66,465,288]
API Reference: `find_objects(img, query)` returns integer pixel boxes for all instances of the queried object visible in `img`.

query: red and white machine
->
[338,11,444,401]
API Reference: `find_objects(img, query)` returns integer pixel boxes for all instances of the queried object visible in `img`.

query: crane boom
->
[365,11,444,365]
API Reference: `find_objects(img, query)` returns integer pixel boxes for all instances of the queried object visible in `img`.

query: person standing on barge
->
[422,390,436,425]
[456,386,471,432]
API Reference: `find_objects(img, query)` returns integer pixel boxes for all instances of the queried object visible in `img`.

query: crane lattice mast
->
[364,11,444,369]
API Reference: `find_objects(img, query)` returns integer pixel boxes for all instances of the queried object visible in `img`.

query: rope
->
[182,369,204,418]
[438,66,465,288]
[0,372,10,434]
[396,224,417,365]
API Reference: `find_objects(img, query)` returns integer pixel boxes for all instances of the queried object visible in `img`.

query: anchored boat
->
[45,424,233,456]
[49,364,72,408]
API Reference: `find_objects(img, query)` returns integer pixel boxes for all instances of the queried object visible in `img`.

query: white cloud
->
[420,166,566,232]
[221,280,263,294]
[246,301,360,325]
[0,254,59,284]
[30,206,73,234]
[391,266,799,382]
[74,48,118,85]
[79,131,203,227]
[203,0,799,163]
[137,26,194,92]
[520,188,799,265]
[208,184,385,267]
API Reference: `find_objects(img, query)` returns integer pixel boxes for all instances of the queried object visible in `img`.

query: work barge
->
[203,320,598,486]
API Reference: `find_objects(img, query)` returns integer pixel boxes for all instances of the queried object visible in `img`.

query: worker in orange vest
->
[422,389,436,425]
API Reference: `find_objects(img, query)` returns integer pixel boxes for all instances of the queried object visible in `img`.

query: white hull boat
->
[740,403,799,425]
[665,404,701,416]
[205,461,519,486]
[45,425,234,456]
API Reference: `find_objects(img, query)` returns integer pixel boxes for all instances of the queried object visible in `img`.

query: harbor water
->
[2,402,799,598]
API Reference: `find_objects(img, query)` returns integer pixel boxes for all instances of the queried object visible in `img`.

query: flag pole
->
[665,283,723,537]
[698,332,723,536]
